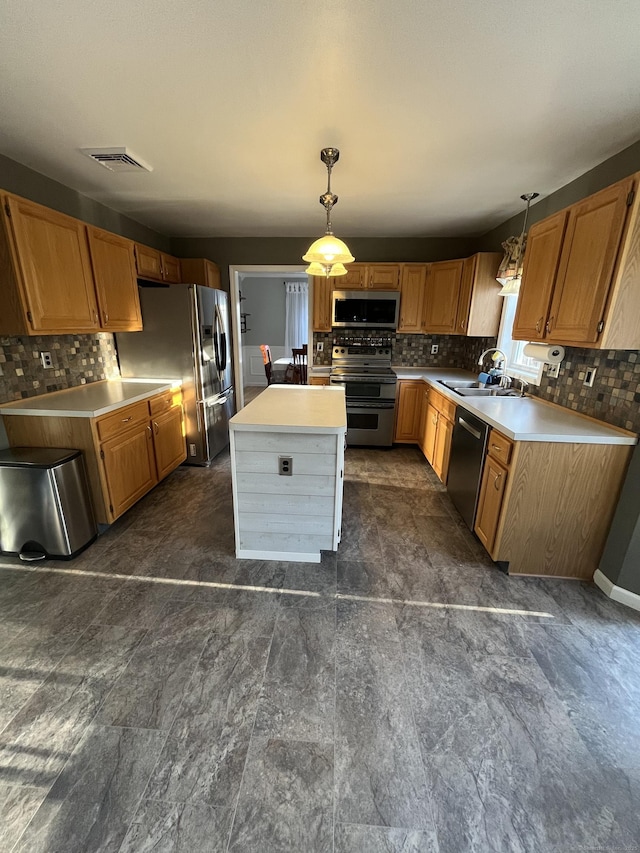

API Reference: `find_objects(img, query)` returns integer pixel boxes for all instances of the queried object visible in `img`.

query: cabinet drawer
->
[487,429,513,466]
[428,388,456,422]
[96,400,150,442]
[149,390,181,417]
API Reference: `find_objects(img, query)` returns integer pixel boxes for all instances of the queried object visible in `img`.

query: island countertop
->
[0,378,180,419]
[393,367,637,445]
[230,385,346,433]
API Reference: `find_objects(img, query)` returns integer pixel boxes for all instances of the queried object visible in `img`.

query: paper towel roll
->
[522,342,565,364]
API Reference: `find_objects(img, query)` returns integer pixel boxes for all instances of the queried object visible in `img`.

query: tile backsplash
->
[312,331,639,433]
[0,334,120,402]
[527,347,640,433]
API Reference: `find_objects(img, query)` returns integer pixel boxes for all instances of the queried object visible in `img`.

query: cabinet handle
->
[535,317,543,333]
[459,319,465,329]
[147,425,152,437]
[121,416,132,423]
[153,420,159,435]
[432,414,438,425]
[546,316,554,333]
[494,472,502,490]
[491,444,501,451]
[94,310,99,325]
[104,312,109,324]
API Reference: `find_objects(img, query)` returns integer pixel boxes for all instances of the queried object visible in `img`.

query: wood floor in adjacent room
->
[1,445,639,852]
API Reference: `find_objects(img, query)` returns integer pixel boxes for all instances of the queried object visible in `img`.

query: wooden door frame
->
[229,265,311,410]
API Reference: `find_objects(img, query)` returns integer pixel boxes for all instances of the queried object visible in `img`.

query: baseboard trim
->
[593,569,640,613]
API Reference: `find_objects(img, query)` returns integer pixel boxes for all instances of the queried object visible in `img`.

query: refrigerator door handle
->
[213,303,227,375]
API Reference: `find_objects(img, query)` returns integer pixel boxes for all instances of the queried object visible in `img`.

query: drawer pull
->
[121,416,133,423]
[491,444,502,451]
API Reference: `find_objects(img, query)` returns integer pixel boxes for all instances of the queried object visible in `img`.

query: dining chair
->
[259,344,288,385]
[291,344,308,384]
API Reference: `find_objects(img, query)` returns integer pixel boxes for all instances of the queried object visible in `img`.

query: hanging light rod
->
[496,191,539,296]
[303,147,355,276]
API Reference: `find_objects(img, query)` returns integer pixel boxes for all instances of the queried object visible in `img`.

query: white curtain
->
[284,280,308,352]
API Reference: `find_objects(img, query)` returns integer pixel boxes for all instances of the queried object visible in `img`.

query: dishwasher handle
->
[457,416,483,441]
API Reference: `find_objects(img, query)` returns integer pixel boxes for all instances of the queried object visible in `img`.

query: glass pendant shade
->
[305,262,348,277]
[302,234,355,265]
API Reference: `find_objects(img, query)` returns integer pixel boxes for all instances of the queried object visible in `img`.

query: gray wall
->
[479,138,640,252]
[170,236,478,292]
[0,153,170,250]
[241,277,286,347]
[599,443,640,596]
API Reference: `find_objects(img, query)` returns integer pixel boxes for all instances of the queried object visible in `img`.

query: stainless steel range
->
[329,333,397,447]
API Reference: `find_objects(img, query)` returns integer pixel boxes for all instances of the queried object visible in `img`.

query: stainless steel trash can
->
[0,447,98,560]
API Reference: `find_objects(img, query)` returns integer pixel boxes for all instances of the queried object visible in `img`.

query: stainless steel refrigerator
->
[116,283,234,466]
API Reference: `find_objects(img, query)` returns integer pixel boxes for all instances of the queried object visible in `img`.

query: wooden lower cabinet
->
[474,453,508,553]
[474,428,633,579]
[101,422,157,518]
[394,381,424,442]
[309,376,330,386]
[152,406,187,479]
[418,386,454,483]
[3,390,186,526]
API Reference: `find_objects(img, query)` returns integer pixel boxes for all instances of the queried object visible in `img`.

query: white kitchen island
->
[229,385,346,562]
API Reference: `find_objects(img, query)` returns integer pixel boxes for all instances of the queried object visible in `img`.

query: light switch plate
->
[316,341,324,352]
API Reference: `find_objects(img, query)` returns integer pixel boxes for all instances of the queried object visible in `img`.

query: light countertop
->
[0,379,180,419]
[394,367,637,445]
[230,385,346,433]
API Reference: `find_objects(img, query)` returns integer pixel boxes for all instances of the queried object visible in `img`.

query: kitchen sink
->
[437,379,523,398]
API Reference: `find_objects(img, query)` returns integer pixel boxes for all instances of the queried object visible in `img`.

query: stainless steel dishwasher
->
[446,406,489,530]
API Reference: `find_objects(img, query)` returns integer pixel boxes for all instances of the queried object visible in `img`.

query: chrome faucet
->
[477,348,509,387]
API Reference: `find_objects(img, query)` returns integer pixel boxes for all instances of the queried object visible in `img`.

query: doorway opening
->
[229,265,312,410]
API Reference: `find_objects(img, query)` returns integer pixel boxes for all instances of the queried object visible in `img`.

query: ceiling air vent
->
[80,147,153,172]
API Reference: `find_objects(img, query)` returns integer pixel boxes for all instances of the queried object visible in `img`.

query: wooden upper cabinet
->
[134,243,163,281]
[422,259,464,333]
[512,211,568,341]
[160,253,181,283]
[86,227,142,331]
[367,264,400,290]
[547,178,633,344]
[512,174,640,349]
[398,264,427,333]
[455,252,503,337]
[312,275,332,332]
[2,194,99,334]
[180,258,221,289]
[340,264,366,288]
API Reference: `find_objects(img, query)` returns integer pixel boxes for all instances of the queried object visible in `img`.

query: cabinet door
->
[512,211,568,341]
[547,178,633,344]
[422,260,464,333]
[398,265,426,332]
[161,253,181,283]
[101,423,157,519]
[341,264,366,288]
[312,276,332,332]
[4,195,99,333]
[474,455,508,554]
[87,227,142,331]
[204,260,221,289]
[420,401,438,465]
[367,264,400,290]
[135,244,163,281]
[394,381,423,442]
[432,415,453,484]
[152,406,187,479]
[455,255,476,335]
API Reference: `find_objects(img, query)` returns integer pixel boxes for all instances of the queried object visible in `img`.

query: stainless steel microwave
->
[331,290,400,329]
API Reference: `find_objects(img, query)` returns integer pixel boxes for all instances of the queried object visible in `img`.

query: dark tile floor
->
[1,445,640,852]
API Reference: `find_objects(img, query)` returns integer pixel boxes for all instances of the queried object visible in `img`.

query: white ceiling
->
[1,0,640,239]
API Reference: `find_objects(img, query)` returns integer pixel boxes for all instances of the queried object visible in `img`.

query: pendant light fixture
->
[303,148,354,275]
[496,192,539,296]
[304,261,348,277]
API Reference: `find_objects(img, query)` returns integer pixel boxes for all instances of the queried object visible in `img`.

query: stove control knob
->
[341,348,346,354]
